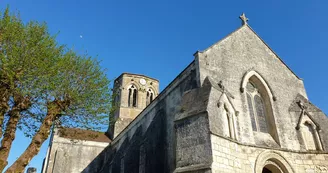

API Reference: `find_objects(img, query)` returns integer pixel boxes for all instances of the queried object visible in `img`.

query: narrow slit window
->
[128,85,138,107]
[133,88,137,107]
[146,89,154,106]
[150,93,153,102]
[128,88,132,106]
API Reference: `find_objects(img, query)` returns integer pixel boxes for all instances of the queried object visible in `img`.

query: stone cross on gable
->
[239,13,249,25]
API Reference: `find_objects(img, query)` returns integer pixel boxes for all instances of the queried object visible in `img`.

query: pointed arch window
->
[246,82,268,133]
[302,121,317,150]
[297,118,323,151]
[242,71,280,145]
[146,88,154,106]
[128,85,138,107]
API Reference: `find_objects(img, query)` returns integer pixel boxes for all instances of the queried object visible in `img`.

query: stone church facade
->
[44,14,328,173]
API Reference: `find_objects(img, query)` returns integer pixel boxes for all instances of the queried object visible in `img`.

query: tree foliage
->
[0,7,112,172]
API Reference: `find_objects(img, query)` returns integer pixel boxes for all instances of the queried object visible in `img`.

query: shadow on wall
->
[82,109,167,173]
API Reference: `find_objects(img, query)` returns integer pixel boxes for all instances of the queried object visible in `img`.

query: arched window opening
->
[246,82,268,133]
[296,102,323,151]
[302,121,318,150]
[261,160,285,173]
[242,72,280,144]
[262,167,272,173]
[217,92,238,140]
[128,85,138,107]
[262,165,283,173]
[255,152,294,173]
[146,88,154,106]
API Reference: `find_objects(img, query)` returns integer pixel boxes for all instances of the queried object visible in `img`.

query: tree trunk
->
[5,100,65,173]
[0,95,30,172]
[0,84,10,137]
[0,107,8,137]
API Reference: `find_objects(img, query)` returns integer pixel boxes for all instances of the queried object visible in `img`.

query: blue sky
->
[1,0,328,172]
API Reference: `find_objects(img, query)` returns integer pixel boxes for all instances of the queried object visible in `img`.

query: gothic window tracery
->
[128,85,138,107]
[242,71,279,144]
[246,82,268,133]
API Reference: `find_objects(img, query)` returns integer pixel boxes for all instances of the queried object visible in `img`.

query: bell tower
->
[107,73,159,140]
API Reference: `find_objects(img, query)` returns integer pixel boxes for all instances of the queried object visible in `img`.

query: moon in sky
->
[80,35,83,39]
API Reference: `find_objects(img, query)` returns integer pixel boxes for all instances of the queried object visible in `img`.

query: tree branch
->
[5,100,65,173]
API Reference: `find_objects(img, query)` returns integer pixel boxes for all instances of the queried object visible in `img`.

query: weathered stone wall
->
[42,131,108,173]
[195,25,328,151]
[80,23,328,173]
[83,62,199,173]
[173,77,216,173]
[175,113,212,170]
[211,134,328,173]
[195,24,328,173]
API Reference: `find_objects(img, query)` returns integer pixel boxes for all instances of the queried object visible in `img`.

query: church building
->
[43,13,328,173]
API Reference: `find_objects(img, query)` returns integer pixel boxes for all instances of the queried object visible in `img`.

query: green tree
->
[0,7,62,171]
[0,8,112,173]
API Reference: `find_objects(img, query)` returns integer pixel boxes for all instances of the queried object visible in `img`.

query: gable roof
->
[198,24,301,80]
[58,128,111,143]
